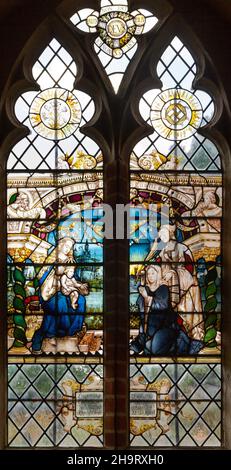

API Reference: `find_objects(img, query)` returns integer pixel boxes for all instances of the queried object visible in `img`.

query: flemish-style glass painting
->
[129,37,222,446]
[5,1,224,450]
[7,39,104,447]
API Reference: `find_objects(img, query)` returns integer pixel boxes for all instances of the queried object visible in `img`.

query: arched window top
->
[69,0,159,93]
[130,35,221,173]
[7,39,103,171]
[32,38,78,90]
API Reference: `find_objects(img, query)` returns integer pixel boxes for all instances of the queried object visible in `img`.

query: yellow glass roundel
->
[86,15,98,28]
[29,88,82,140]
[150,88,203,140]
[134,14,146,27]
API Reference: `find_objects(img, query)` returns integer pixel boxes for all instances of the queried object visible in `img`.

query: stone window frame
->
[0,0,230,449]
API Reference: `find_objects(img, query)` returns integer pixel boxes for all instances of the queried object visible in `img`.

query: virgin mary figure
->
[31,237,88,354]
[130,265,204,356]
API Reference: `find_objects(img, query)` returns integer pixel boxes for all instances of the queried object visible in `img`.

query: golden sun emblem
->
[150,88,203,140]
[29,88,82,140]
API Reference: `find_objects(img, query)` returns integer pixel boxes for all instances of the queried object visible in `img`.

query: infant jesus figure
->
[59,266,89,310]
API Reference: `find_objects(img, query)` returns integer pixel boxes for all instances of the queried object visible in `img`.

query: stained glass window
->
[7,39,104,447]
[4,0,225,452]
[129,36,222,447]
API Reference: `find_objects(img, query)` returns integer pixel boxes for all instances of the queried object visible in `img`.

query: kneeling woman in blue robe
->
[31,237,88,354]
[130,265,204,356]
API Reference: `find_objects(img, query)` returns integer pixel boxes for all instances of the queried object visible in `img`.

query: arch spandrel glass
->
[129,37,222,447]
[7,39,104,448]
[70,0,159,93]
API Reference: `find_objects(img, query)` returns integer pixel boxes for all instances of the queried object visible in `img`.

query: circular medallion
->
[29,88,81,140]
[98,11,136,58]
[150,89,203,140]
[106,18,127,39]
[134,14,145,27]
[86,15,98,28]
[113,48,123,59]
